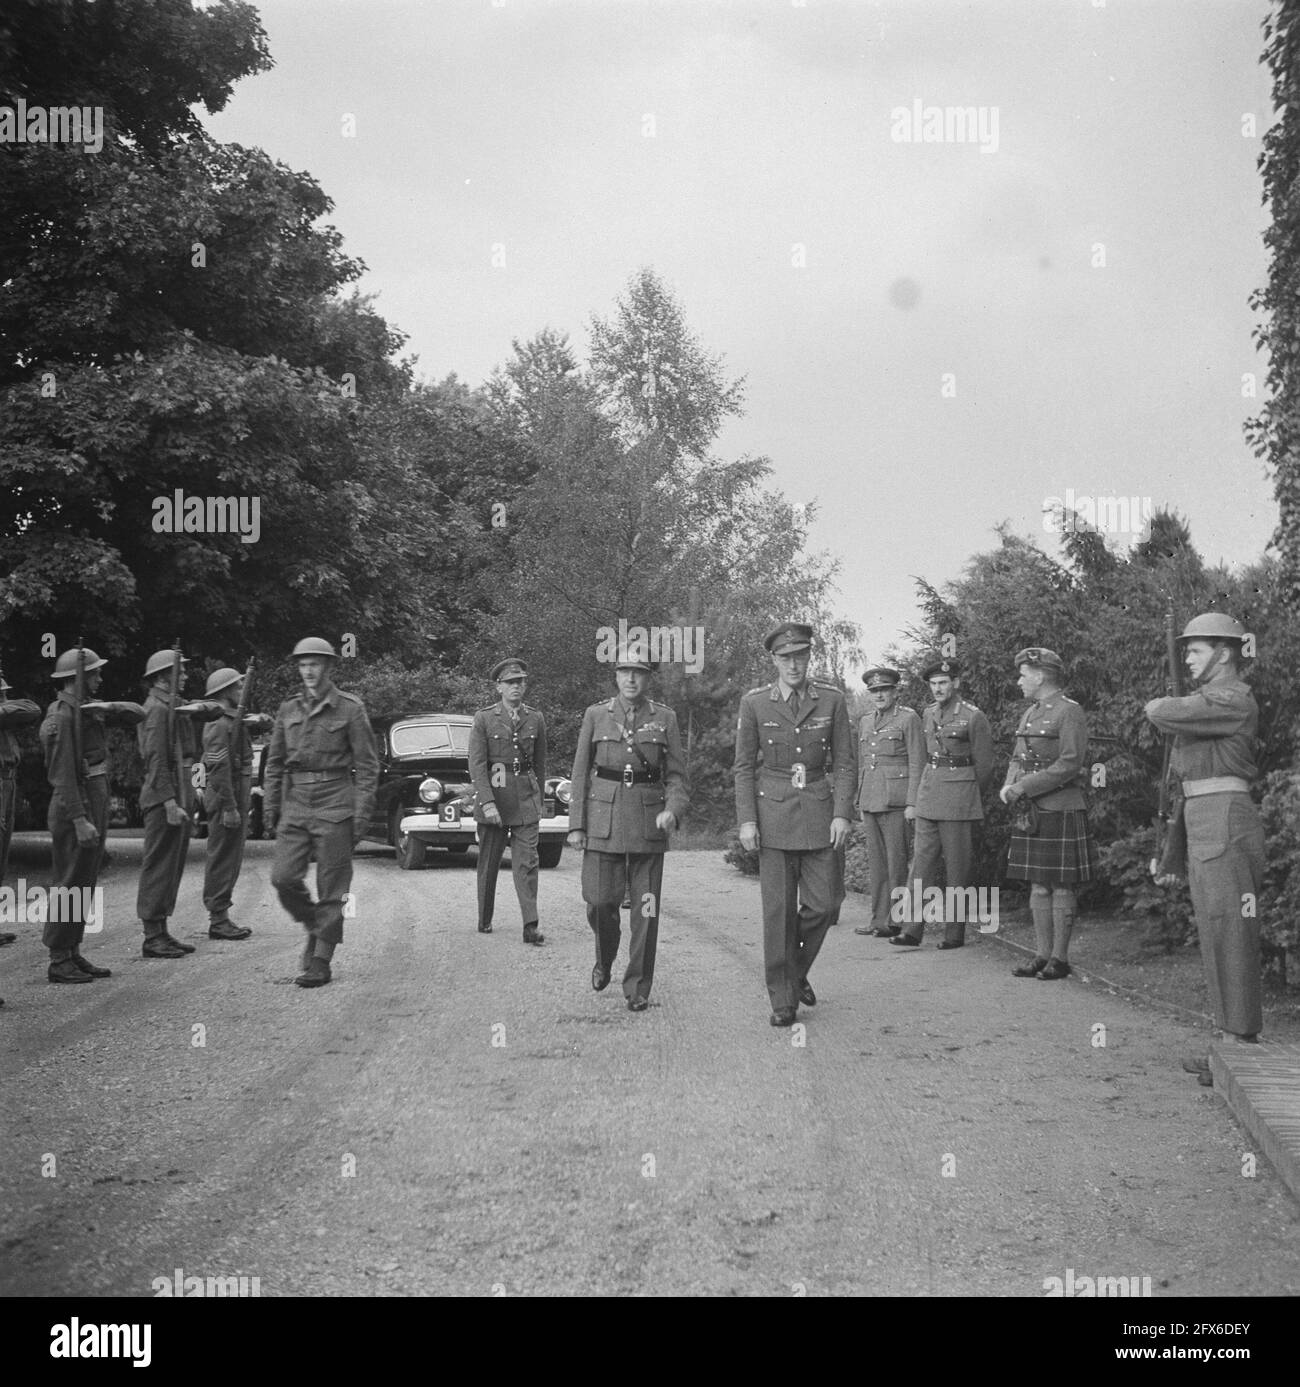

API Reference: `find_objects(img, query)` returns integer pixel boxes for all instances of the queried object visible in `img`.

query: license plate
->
[440,804,459,825]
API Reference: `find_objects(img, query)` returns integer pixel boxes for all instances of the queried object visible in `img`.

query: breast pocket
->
[635,729,668,767]
[314,716,351,752]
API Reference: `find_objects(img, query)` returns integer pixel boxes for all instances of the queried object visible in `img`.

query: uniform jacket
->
[569,696,689,855]
[1002,692,1090,811]
[201,706,253,817]
[264,682,379,827]
[734,680,856,850]
[138,686,206,812]
[1145,676,1259,784]
[42,692,145,821]
[0,696,41,773]
[856,703,923,813]
[914,698,994,821]
[469,702,547,826]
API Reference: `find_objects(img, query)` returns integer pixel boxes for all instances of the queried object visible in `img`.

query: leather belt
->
[1183,776,1251,797]
[929,755,972,767]
[508,761,533,775]
[761,766,828,783]
[596,766,661,786]
[289,769,348,783]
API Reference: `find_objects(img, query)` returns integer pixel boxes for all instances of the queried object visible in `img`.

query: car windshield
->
[390,721,471,757]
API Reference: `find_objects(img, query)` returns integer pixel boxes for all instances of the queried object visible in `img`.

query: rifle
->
[1150,605,1187,879]
[169,638,184,811]
[233,657,254,797]
[73,638,86,789]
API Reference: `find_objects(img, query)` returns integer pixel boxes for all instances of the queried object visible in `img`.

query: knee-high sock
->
[1030,884,1053,959]
[1051,888,1076,962]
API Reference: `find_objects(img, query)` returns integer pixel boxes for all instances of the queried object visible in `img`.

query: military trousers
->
[1186,793,1265,1037]
[476,820,539,929]
[909,816,975,943]
[582,849,665,1002]
[861,808,910,930]
[271,815,353,946]
[45,776,109,952]
[759,844,843,1011]
[137,803,192,935]
[0,775,16,885]
[203,778,250,923]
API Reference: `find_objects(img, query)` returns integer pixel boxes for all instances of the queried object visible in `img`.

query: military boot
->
[209,919,252,941]
[48,957,94,983]
[71,952,112,978]
[294,957,331,989]
[522,922,545,946]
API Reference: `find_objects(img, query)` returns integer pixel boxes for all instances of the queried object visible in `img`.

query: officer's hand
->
[221,809,242,829]
[164,798,187,827]
[999,785,1019,805]
[74,817,99,848]
[566,830,586,850]
[482,802,502,825]
[352,823,368,848]
[830,817,852,850]
[903,806,916,822]
[1153,870,1185,888]
[739,822,760,852]
[655,810,676,832]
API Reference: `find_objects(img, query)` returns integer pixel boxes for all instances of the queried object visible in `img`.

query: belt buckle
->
[791,762,806,789]
[623,765,635,788]
[512,760,521,775]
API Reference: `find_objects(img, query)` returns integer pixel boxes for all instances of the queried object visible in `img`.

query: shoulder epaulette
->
[336,689,364,706]
[744,684,771,697]
[813,679,843,692]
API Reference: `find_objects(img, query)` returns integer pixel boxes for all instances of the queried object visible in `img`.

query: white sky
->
[204,0,1277,662]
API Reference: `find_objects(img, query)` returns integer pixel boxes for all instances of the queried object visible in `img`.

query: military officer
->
[999,647,1099,981]
[199,667,272,941]
[734,622,855,1026]
[892,655,994,950]
[853,666,924,939]
[567,648,689,1011]
[41,646,145,983]
[469,657,547,944]
[265,637,378,989]
[0,671,41,953]
[1145,613,1264,1083]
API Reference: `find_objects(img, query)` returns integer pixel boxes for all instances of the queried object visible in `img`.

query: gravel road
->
[2,843,1297,1296]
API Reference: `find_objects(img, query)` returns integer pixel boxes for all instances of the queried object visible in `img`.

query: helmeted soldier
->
[41,646,145,983]
[853,665,924,939]
[0,668,41,956]
[892,655,994,950]
[1144,613,1265,1083]
[468,657,547,943]
[199,666,272,941]
[734,622,856,1026]
[264,637,378,989]
[567,645,689,1011]
[999,647,1099,980]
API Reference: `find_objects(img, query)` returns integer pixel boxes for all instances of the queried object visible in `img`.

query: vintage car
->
[364,713,570,870]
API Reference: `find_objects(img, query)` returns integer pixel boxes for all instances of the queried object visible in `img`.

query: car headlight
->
[554,778,572,806]
[418,777,443,804]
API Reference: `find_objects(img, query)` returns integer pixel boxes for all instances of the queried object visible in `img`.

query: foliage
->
[1259,762,1300,981]
[1097,826,1195,953]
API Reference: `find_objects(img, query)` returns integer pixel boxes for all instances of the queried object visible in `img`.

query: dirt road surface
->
[2,843,1297,1297]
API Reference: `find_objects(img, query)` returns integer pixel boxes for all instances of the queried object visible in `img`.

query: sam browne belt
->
[928,754,972,768]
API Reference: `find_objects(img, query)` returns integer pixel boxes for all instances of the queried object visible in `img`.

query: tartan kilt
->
[1006,808,1100,885]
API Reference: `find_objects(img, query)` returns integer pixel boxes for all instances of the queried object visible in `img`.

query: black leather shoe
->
[48,958,94,983]
[294,958,331,988]
[208,920,251,941]
[1013,956,1048,977]
[71,953,112,978]
[627,996,648,1012]
[872,926,901,938]
[592,964,611,992]
[522,923,544,946]
[477,921,493,933]
[798,978,816,1007]
[889,933,921,948]
[142,937,186,959]
[161,932,195,954]
[936,939,965,951]
[1037,958,1071,980]
[769,1007,797,1027]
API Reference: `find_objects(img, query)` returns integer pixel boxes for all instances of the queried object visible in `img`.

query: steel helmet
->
[51,648,107,679]
[291,637,338,659]
[205,667,243,697]
[144,648,187,679]
[1177,613,1247,644]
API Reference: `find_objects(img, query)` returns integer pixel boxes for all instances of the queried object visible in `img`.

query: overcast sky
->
[203,0,1276,663]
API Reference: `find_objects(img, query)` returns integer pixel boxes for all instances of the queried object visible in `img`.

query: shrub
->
[1098,825,1194,952]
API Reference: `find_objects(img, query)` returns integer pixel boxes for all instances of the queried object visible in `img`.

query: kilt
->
[1006,808,1099,885]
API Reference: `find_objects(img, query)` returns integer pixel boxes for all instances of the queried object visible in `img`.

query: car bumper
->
[398,809,569,843]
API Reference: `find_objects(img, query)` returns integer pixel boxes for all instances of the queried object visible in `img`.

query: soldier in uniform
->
[41,646,145,983]
[199,666,271,941]
[734,622,855,1026]
[853,666,923,939]
[265,637,378,989]
[0,671,41,952]
[567,648,689,1011]
[136,649,219,959]
[999,647,1099,980]
[469,657,547,944]
[892,655,993,950]
[1144,613,1265,1083]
